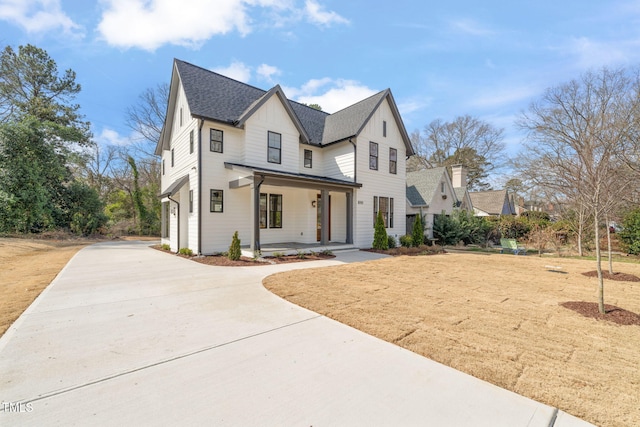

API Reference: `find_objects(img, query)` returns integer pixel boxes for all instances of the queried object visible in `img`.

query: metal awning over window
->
[160,175,189,198]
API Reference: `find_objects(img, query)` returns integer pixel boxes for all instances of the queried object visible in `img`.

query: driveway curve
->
[0,241,591,426]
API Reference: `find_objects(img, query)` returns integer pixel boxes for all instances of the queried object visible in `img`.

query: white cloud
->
[285,78,377,113]
[212,61,252,83]
[97,0,348,51]
[0,0,82,35]
[256,63,282,83]
[96,127,132,147]
[449,18,494,37]
[304,0,348,27]
[563,36,633,68]
[468,85,540,109]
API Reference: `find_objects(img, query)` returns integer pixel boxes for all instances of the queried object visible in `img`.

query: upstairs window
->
[389,148,397,174]
[369,142,378,170]
[210,129,223,153]
[162,159,165,175]
[189,190,193,213]
[189,130,194,154]
[171,148,174,167]
[304,149,312,168]
[268,131,281,164]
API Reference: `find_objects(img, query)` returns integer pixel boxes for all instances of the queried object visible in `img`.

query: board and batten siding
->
[352,98,407,248]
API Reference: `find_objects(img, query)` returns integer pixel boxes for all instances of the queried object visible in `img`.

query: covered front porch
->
[226,162,362,256]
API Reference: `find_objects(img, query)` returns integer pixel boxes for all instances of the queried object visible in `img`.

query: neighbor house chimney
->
[451,164,467,188]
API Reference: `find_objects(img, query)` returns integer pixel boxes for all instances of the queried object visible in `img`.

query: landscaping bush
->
[411,214,425,248]
[161,244,170,251]
[372,210,388,250]
[399,234,413,248]
[432,213,463,246]
[619,208,640,255]
[228,231,241,260]
[498,215,531,240]
[387,235,397,248]
[454,210,492,245]
[178,247,193,256]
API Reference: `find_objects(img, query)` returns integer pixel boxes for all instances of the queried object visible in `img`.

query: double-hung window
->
[210,129,223,153]
[389,148,397,174]
[369,142,378,170]
[268,131,281,164]
[189,130,194,154]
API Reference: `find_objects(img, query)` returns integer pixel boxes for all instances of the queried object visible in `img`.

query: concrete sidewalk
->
[0,241,592,426]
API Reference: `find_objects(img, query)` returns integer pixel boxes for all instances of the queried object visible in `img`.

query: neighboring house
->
[469,189,516,216]
[406,165,473,239]
[156,59,414,255]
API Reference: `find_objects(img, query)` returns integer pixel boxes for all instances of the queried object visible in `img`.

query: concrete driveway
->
[0,241,592,426]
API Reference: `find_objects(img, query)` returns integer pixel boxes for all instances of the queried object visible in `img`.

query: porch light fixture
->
[311,200,316,208]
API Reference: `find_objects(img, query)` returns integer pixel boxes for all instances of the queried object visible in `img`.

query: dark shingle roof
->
[164,59,412,153]
[322,90,388,144]
[176,60,328,144]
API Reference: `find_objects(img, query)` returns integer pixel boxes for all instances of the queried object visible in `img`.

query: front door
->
[316,194,331,241]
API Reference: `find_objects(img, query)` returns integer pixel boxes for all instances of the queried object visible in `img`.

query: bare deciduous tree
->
[410,115,505,190]
[516,67,640,314]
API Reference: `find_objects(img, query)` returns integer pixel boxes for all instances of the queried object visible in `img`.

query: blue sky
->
[2,0,640,175]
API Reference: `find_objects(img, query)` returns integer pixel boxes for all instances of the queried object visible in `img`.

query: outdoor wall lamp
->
[311,200,316,208]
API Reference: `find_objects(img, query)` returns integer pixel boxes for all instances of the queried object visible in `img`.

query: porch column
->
[252,176,263,252]
[321,189,329,245]
[346,191,353,244]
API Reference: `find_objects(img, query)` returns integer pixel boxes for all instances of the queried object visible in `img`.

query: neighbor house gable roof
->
[468,189,513,215]
[406,167,454,207]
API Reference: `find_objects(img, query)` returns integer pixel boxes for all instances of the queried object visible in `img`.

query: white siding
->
[322,143,355,181]
[353,99,407,248]
[243,96,300,172]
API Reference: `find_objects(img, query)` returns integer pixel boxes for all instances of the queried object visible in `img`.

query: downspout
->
[254,175,265,253]
[197,119,204,255]
[349,138,357,183]
[168,195,180,253]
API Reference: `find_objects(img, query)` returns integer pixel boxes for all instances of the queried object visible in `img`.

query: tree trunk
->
[606,214,613,275]
[577,209,584,257]
[594,209,605,314]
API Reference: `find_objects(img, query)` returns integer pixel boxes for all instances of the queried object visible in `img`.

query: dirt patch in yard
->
[263,253,640,427]
[0,237,91,337]
[581,270,640,281]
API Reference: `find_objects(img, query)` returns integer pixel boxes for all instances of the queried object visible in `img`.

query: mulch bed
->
[581,271,640,282]
[560,301,640,326]
[152,246,335,266]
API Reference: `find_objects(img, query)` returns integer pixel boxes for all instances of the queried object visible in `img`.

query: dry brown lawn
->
[263,252,640,427]
[0,237,92,336]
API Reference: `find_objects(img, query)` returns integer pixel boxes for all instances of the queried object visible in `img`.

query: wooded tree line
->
[0,44,163,236]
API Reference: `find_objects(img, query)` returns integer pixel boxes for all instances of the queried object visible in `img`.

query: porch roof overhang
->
[159,174,189,198]
[225,162,362,192]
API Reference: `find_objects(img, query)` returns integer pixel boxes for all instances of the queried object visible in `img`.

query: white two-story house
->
[156,59,414,255]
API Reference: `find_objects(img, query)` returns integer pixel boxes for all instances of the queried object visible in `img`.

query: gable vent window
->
[268,131,281,164]
[180,107,183,127]
[304,149,312,168]
[210,129,223,153]
[369,141,378,170]
[389,148,397,174]
[171,148,174,167]
[383,120,387,137]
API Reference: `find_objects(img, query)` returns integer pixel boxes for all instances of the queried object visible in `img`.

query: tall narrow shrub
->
[411,214,425,247]
[372,210,388,250]
[228,231,241,260]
